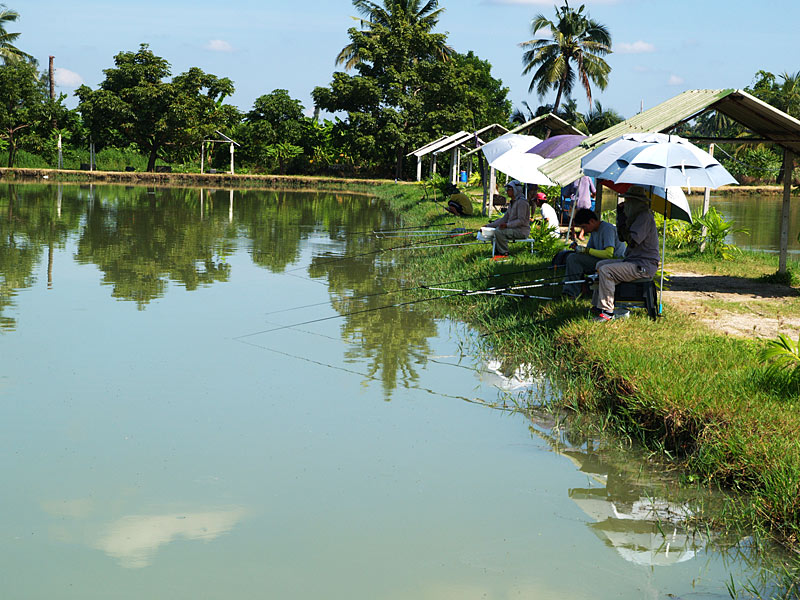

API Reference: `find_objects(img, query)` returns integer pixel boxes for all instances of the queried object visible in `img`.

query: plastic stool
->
[614,278,658,320]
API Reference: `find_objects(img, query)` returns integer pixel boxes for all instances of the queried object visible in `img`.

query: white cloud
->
[206,39,233,52]
[54,68,83,88]
[616,40,655,54]
[668,74,685,86]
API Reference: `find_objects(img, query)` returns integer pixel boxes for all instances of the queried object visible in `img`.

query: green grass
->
[375,182,800,550]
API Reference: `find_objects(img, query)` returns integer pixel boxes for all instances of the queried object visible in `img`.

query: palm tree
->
[520,1,611,113]
[336,0,452,70]
[0,5,32,65]
[583,100,623,134]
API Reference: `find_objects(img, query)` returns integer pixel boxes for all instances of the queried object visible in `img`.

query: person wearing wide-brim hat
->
[485,180,530,259]
[592,185,660,321]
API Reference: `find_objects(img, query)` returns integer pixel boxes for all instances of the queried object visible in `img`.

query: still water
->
[0,184,790,599]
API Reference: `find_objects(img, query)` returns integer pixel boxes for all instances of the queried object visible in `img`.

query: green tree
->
[315,14,509,179]
[0,60,51,167]
[315,0,476,178]
[520,1,612,113]
[335,0,452,71]
[583,100,623,134]
[76,44,237,172]
[0,5,32,65]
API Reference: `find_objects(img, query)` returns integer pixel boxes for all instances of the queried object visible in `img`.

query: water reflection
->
[94,508,246,569]
[532,423,713,570]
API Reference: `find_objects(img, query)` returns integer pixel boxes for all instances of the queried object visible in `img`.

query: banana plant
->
[759,333,800,379]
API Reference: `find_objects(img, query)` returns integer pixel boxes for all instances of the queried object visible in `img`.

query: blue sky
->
[17,0,800,121]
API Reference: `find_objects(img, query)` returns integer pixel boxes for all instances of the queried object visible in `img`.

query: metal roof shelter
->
[539,89,800,272]
[432,124,510,184]
[407,125,510,182]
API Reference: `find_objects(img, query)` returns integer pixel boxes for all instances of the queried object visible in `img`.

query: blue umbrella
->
[527,134,587,159]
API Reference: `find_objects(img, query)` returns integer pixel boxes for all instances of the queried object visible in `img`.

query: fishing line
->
[236,291,470,340]
[235,338,514,413]
[263,264,563,317]
[371,222,456,234]
[285,229,479,273]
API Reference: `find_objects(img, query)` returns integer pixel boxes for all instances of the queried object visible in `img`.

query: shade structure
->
[527,134,586,159]
[480,133,556,185]
[596,142,737,190]
[600,181,693,224]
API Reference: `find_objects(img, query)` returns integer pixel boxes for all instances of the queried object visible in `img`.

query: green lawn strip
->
[373,183,800,546]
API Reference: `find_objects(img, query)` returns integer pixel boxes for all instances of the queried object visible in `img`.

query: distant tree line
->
[0,1,797,183]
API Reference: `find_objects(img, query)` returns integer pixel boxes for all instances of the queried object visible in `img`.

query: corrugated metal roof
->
[540,89,735,185]
[407,131,468,157]
[713,90,800,154]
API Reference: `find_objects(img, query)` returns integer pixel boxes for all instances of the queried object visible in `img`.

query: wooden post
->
[700,143,715,253]
[450,148,458,184]
[200,142,205,174]
[416,156,422,181]
[779,149,794,274]
[595,183,604,217]
[229,142,235,175]
[431,154,437,177]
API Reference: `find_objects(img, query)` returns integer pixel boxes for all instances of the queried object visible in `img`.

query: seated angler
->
[486,180,530,259]
[557,208,626,299]
[591,186,660,321]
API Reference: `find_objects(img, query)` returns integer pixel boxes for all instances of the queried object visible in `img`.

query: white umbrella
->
[480,133,555,185]
[597,142,737,190]
[582,132,676,178]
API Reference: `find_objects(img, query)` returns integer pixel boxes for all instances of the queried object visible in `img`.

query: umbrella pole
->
[659,212,666,316]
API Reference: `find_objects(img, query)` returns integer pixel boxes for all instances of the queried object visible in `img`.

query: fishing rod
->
[424,275,586,297]
[264,264,564,317]
[285,228,479,273]
[236,290,474,339]
[394,241,486,249]
[372,222,456,234]
[240,274,583,340]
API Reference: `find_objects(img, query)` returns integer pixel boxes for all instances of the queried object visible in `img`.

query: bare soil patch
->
[663,270,800,339]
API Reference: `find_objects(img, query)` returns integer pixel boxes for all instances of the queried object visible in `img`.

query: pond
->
[0,183,792,599]
[689,191,800,255]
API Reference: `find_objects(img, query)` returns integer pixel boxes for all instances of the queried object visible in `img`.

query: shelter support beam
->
[416,156,422,182]
[700,143,715,253]
[779,150,794,273]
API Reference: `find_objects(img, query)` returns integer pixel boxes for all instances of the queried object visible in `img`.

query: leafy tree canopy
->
[76,44,239,171]
[314,3,510,179]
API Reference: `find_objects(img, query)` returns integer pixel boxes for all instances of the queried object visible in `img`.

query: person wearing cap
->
[486,180,530,258]
[444,184,474,216]
[532,190,560,238]
[592,186,660,321]
[557,208,626,299]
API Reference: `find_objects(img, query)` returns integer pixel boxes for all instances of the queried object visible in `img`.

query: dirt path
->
[662,271,800,339]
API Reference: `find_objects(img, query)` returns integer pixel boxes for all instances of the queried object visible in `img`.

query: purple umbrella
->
[526,134,587,159]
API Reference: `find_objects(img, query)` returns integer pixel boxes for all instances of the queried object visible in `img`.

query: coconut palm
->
[520,1,611,113]
[336,0,452,70]
[0,5,32,65]
[583,100,623,134]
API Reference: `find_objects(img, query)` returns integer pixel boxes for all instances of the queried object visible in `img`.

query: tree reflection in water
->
[0,184,438,398]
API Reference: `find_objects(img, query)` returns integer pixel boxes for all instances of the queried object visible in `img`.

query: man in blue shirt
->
[560,208,626,299]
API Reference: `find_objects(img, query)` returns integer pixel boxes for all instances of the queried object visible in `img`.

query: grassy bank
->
[373,182,800,549]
